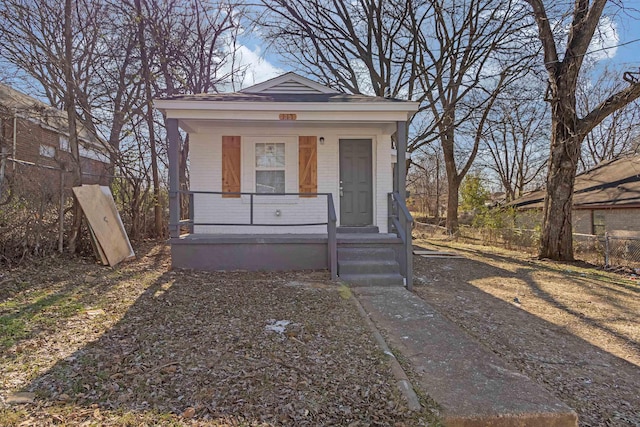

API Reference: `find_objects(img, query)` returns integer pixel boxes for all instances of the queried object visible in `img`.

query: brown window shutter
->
[298,136,317,197]
[222,136,241,198]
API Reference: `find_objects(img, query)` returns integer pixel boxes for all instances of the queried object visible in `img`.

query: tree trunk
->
[63,0,83,254]
[538,107,582,260]
[442,126,460,233]
[135,0,163,239]
[445,179,460,233]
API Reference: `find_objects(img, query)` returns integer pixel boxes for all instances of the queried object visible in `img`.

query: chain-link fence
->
[413,222,640,270]
[604,233,640,270]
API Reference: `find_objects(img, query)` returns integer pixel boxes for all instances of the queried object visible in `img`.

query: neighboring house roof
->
[0,82,103,150]
[154,72,419,129]
[512,155,640,209]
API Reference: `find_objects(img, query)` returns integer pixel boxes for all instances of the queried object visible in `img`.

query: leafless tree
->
[257,0,422,97]
[0,0,245,246]
[407,0,537,232]
[257,0,536,232]
[525,0,640,260]
[577,67,640,170]
[407,144,446,219]
[480,83,549,201]
[138,0,242,196]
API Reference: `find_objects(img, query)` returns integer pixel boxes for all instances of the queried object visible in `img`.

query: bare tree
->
[0,0,245,245]
[404,0,537,231]
[132,0,242,195]
[408,144,446,219]
[257,0,536,232]
[577,67,640,170]
[0,0,148,244]
[132,0,163,238]
[525,0,640,260]
[481,83,549,201]
[258,0,421,97]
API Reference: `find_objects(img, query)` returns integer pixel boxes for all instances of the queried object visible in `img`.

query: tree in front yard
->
[524,0,640,260]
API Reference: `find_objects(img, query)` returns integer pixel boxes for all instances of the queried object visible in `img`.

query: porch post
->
[396,121,407,203]
[167,118,180,238]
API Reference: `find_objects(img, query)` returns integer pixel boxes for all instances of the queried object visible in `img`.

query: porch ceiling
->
[177,118,398,134]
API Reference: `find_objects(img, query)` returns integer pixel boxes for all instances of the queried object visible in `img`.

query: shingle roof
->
[512,155,640,209]
[160,92,408,103]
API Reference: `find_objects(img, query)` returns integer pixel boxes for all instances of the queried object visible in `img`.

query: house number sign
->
[279,113,297,120]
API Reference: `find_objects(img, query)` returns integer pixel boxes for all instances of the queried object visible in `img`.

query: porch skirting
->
[170,234,328,271]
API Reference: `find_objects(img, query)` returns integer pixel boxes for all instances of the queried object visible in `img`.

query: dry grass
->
[413,238,640,427]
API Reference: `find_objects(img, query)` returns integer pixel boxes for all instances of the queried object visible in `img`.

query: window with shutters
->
[298,136,317,197]
[255,143,285,193]
[222,136,241,198]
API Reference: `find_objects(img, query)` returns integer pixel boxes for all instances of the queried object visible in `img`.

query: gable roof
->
[512,155,640,209]
[157,72,414,105]
[240,72,340,95]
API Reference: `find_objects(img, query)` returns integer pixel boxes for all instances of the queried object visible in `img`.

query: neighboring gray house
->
[512,155,640,236]
[155,72,419,288]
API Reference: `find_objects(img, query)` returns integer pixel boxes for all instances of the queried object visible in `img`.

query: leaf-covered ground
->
[1,243,433,426]
[413,239,640,427]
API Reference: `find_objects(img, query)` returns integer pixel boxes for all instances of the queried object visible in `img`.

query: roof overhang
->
[155,99,418,116]
[154,99,419,134]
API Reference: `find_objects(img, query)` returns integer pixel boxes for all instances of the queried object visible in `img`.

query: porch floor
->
[173,233,401,244]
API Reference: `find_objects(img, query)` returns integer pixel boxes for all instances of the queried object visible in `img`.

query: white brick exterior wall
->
[189,124,394,234]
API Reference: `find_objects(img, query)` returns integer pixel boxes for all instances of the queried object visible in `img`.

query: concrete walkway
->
[353,286,578,427]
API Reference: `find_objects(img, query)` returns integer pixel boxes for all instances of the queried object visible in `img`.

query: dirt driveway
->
[412,239,640,427]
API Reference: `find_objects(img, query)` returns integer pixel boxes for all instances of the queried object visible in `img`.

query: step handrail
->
[388,192,413,290]
[327,193,338,280]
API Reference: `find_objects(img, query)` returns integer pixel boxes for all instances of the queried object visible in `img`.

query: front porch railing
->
[170,190,337,280]
[388,192,414,290]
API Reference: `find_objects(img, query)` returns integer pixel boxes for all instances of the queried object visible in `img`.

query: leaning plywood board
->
[88,224,109,265]
[73,185,134,266]
[99,186,135,259]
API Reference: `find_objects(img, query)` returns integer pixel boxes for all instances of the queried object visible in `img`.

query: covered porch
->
[157,73,417,288]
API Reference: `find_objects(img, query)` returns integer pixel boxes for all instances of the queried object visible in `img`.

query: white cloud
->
[586,16,619,62]
[230,44,284,90]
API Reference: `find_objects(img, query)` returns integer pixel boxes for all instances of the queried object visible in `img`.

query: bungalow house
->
[0,83,111,193]
[155,72,419,288]
[511,154,640,236]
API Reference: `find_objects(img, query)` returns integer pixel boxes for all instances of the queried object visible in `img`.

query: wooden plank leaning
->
[72,185,134,267]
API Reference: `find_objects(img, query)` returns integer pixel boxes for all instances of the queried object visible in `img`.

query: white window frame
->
[255,142,286,194]
[241,136,298,205]
[39,144,56,158]
[59,135,70,152]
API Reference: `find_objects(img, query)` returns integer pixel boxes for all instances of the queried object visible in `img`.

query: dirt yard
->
[0,244,433,426]
[2,241,639,426]
[412,239,640,427]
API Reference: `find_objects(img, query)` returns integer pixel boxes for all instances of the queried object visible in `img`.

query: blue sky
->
[239,7,640,87]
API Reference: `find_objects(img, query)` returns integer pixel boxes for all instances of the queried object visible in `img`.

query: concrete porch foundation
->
[170,234,329,271]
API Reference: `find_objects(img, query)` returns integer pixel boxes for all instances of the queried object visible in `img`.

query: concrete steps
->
[337,244,404,287]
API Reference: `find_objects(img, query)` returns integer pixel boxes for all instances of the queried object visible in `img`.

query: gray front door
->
[339,139,373,226]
